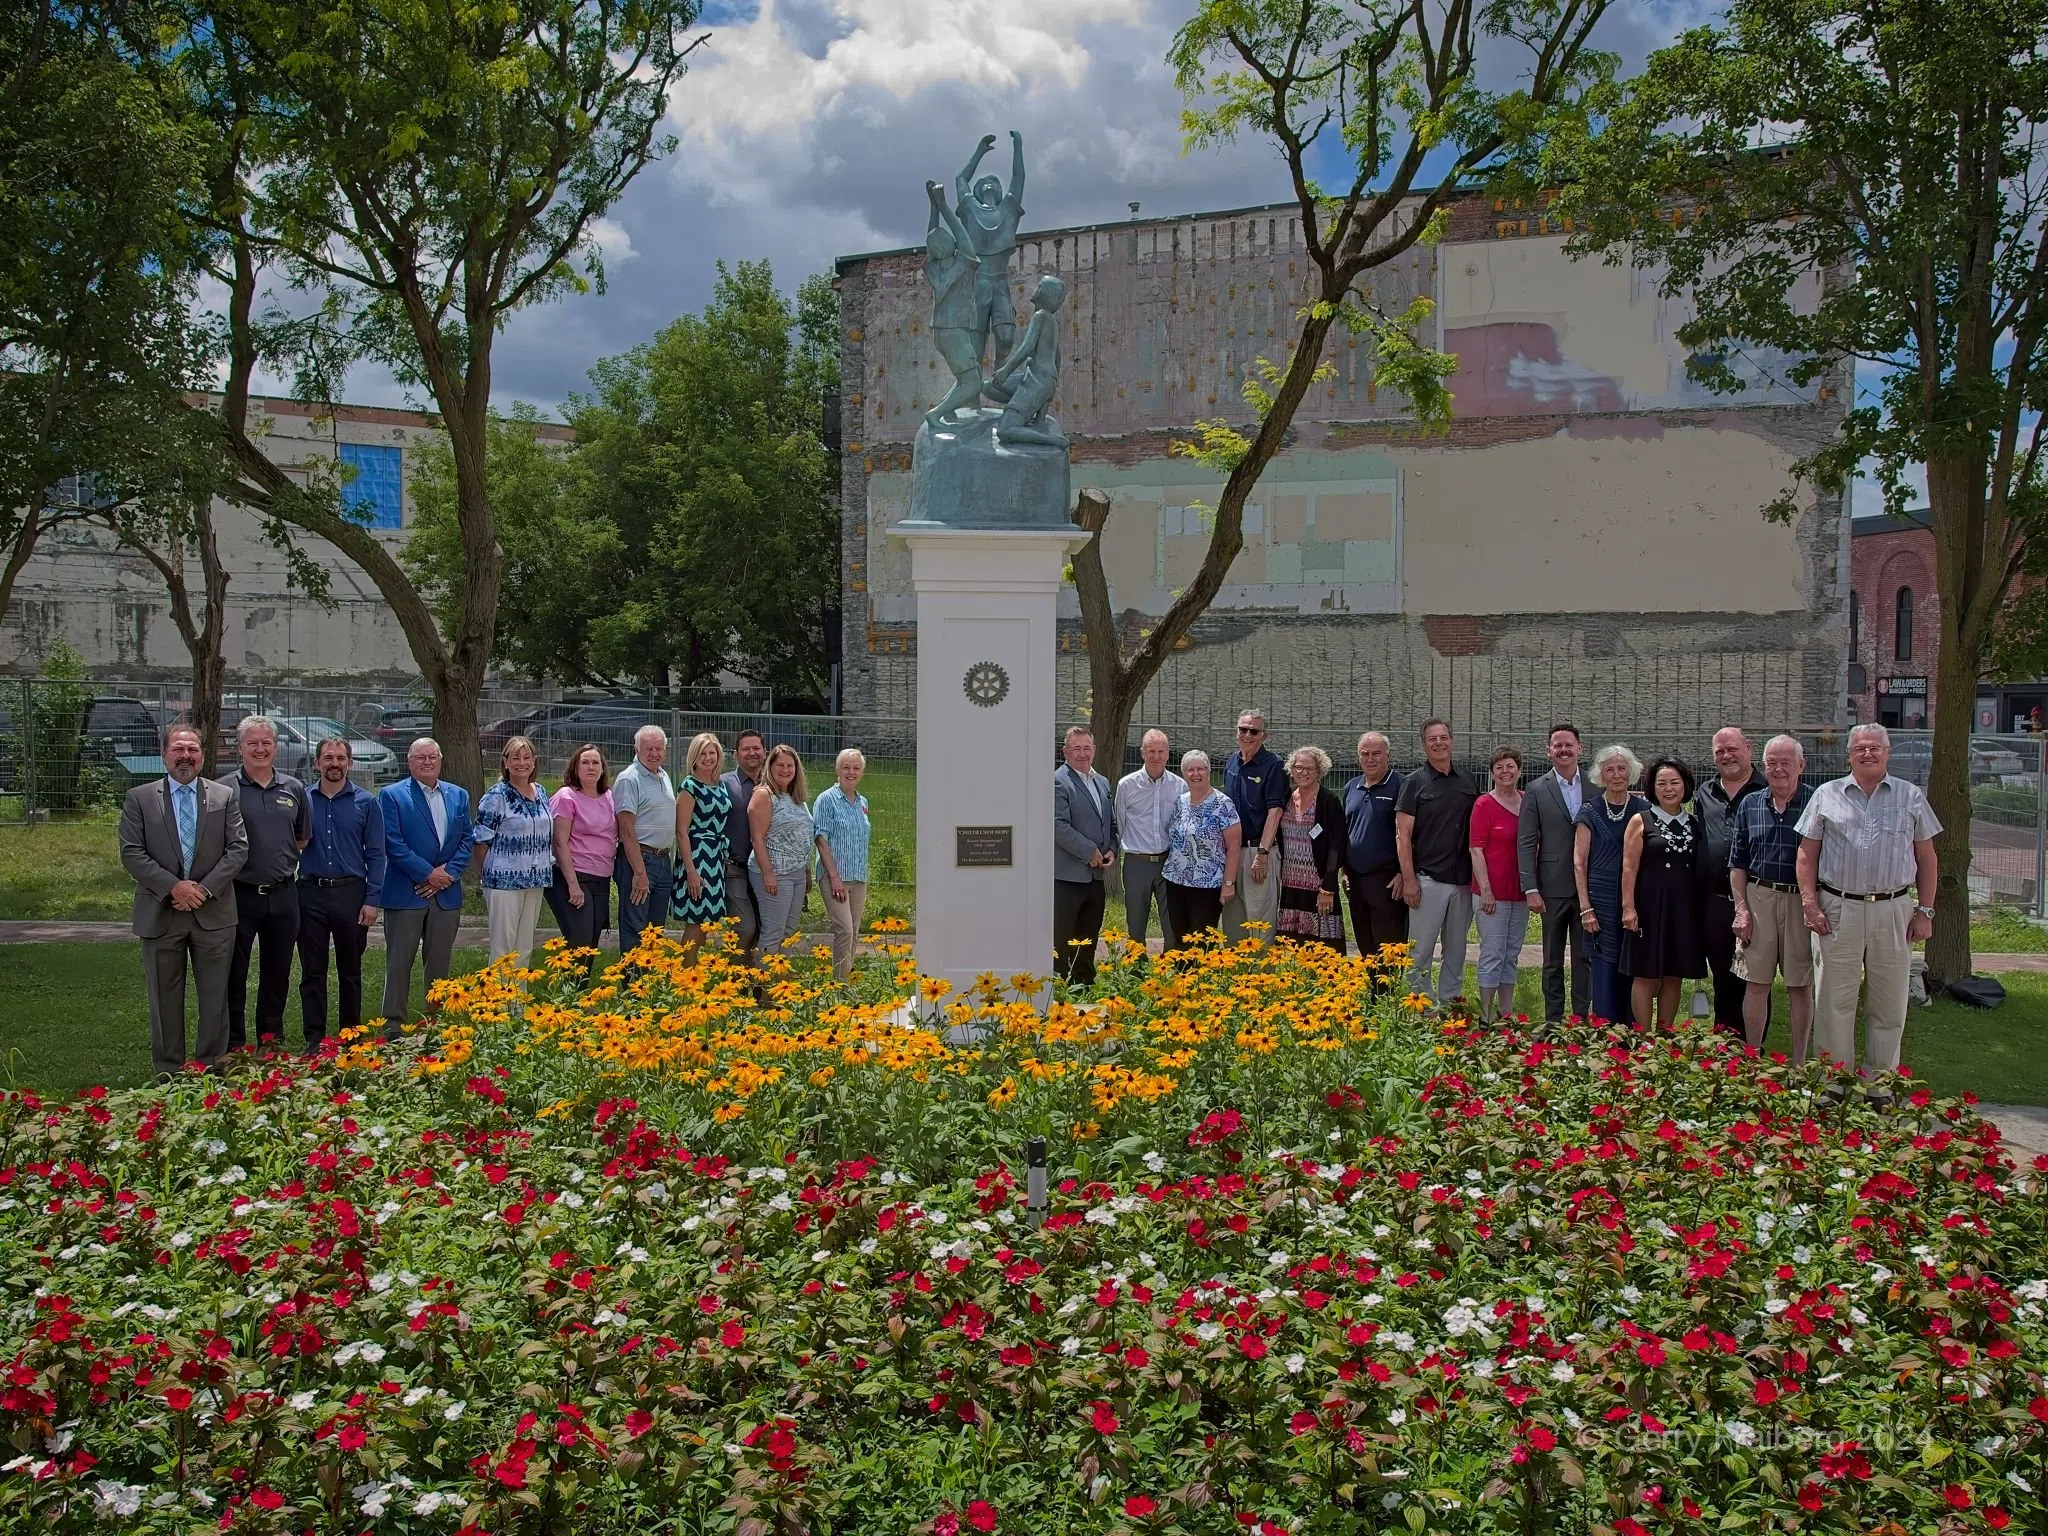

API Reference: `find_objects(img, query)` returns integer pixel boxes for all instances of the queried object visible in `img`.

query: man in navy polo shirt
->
[1343,731,1407,959]
[1222,708,1287,942]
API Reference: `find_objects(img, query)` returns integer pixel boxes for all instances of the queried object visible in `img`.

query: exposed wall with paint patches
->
[838,194,1850,739]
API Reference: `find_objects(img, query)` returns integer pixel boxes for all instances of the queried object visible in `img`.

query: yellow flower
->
[712,1102,748,1123]
[988,1076,1017,1109]
[919,975,953,1003]
[1072,1120,1101,1141]
[808,1066,835,1087]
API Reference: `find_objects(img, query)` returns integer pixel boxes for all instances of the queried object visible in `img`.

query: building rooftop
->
[1851,507,1932,536]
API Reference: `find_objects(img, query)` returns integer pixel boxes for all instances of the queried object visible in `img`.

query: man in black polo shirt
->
[221,716,311,1049]
[1698,726,1767,1035]
[1395,719,1479,1003]
[1729,733,1816,1062]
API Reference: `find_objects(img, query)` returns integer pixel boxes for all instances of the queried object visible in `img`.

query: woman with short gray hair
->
[1573,744,1648,1024]
[1275,745,1346,950]
[1160,749,1242,950]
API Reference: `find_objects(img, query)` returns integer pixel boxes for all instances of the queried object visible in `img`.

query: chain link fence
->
[3,677,2044,916]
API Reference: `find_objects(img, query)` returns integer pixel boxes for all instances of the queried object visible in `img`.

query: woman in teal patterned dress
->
[674,732,732,956]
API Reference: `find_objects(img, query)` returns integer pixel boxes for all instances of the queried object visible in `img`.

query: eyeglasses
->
[1237,726,1263,735]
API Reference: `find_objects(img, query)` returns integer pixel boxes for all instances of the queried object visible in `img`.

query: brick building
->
[1848,508,2048,733]
[2,396,570,683]
[835,192,1854,741]
[1847,509,1938,728]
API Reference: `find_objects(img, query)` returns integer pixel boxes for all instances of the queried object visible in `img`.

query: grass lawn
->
[0,943,492,1096]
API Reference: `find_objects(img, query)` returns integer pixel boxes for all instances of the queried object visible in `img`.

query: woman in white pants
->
[748,744,816,957]
[472,736,554,965]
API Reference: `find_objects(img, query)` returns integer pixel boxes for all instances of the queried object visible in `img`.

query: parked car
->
[349,700,438,749]
[1880,736,2033,787]
[478,702,587,752]
[213,716,401,784]
[531,702,654,765]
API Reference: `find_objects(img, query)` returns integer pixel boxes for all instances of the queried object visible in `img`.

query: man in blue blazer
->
[378,738,473,1029]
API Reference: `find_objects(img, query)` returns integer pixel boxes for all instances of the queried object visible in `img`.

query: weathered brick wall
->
[1848,520,1940,723]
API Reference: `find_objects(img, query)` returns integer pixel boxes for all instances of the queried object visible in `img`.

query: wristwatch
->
[1914,904,1935,919]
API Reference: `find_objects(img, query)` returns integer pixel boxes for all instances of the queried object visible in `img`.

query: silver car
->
[276,717,401,784]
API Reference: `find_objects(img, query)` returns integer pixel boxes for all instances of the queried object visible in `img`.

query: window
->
[338,443,405,530]
[1849,590,1860,656]
[1895,585,1914,662]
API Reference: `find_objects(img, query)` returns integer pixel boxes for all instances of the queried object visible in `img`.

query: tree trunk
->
[0,507,46,622]
[431,663,486,807]
[1922,479,1985,987]
[1070,489,1144,767]
[189,503,230,780]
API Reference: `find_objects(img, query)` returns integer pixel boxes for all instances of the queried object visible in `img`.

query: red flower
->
[1634,1339,1666,1368]
[1987,1508,2011,1530]
[1090,1401,1120,1435]
[1945,1485,1973,1511]
[1797,1484,1824,1513]
[966,1500,999,1532]
[249,1487,284,1510]
[2028,1396,2048,1423]
[163,1387,193,1412]
[720,1320,745,1349]
[623,1410,653,1439]
[1523,1424,1557,1452]
[1289,1409,1319,1436]
[1238,1334,1268,1361]
[999,1345,1034,1368]
[934,1515,960,1536]
[1124,1494,1158,1518]
[1752,1379,1778,1407]
[338,1423,367,1452]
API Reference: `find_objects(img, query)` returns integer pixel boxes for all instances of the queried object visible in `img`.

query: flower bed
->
[3,933,2047,1534]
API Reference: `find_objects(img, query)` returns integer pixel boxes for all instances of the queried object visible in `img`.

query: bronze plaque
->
[955,825,1014,867]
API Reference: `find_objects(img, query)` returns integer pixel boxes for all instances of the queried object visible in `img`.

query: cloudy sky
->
[336,0,1720,421]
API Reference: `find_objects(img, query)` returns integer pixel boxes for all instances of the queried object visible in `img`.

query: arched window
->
[1849,590,1861,655]
[1895,586,1914,661]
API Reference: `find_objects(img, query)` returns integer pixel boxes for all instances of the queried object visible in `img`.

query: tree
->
[1064,0,1616,759]
[0,0,212,619]
[404,264,841,700]
[182,0,705,790]
[1556,0,2048,983]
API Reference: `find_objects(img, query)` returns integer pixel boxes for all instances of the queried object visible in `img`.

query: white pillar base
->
[891,522,1088,1004]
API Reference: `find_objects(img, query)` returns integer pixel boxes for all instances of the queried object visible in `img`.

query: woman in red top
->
[1468,746,1528,1020]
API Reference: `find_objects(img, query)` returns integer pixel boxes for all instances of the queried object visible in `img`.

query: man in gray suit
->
[1052,724,1118,988]
[1516,722,1590,1024]
[118,725,249,1078]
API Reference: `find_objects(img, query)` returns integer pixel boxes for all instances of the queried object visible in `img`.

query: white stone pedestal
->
[890,523,1088,1004]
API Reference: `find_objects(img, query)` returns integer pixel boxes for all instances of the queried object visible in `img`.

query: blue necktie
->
[175,784,198,873]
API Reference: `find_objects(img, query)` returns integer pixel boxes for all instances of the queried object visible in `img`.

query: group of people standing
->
[1053,712,1941,1090]
[119,718,874,1078]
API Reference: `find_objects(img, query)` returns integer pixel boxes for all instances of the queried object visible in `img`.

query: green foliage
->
[402,407,619,686]
[0,0,217,573]
[403,263,840,699]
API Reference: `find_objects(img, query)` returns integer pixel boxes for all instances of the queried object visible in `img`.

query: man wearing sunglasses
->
[1222,710,1287,942]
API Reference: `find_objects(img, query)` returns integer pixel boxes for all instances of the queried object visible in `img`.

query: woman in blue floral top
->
[673,732,732,956]
[1161,750,1242,951]
[472,736,554,963]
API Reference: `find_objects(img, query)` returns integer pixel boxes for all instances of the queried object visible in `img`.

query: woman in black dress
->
[1621,756,1706,1030]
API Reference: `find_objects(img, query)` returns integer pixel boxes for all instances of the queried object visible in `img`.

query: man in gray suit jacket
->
[1516,723,1590,1024]
[118,725,249,1078]
[1052,724,1118,988]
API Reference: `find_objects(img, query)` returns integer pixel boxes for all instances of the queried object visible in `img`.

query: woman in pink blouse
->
[547,743,616,962]
[1468,746,1528,1021]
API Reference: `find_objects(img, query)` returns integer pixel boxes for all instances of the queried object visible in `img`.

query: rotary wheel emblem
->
[963,661,1010,708]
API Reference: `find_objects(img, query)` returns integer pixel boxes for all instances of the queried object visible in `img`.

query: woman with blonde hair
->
[673,732,732,956]
[472,735,553,963]
[1573,743,1648,1024]
[810,747,872,979]
[747,743,815,956]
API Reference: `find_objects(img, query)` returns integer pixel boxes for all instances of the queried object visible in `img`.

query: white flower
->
[925,1209,949,1225]
[1084,1207,1116,1227]
[1550,1361,1575,1383]
[91,1479,144,1519]
[1724,1421,1758,1448]
[1763,1299,1791,1316]
[559,1192,585,1209]
[1387,1331,1415,1353]
[1792,1245,1814,1265]
[1142,1151,1166,1173]
[1061,1336,1083,1357]
[681,1215,703,1233]
[857,1237,879,1255]
[1196,1323,1221,1342]
[442,1400,466,1422]
[1284,1353,1306,1375]
[766,1193,794,1213]
[167,1232,193,1249]
[1382,1493,1404,1510]
[412,1491,452,1515]
[1619,1285,1643,1304]
[202,1139,227,1157]
[290,1391,317,1412]
[1387,1408,1408,1427]
[403,1386,432,1407]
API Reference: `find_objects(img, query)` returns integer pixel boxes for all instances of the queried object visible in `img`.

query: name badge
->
[1310,824,1323,839]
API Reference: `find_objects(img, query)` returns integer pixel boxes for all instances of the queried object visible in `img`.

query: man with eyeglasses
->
[1222,710,1287,942]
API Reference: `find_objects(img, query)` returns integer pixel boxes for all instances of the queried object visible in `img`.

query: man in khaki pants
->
[1795,723,1940,1100]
